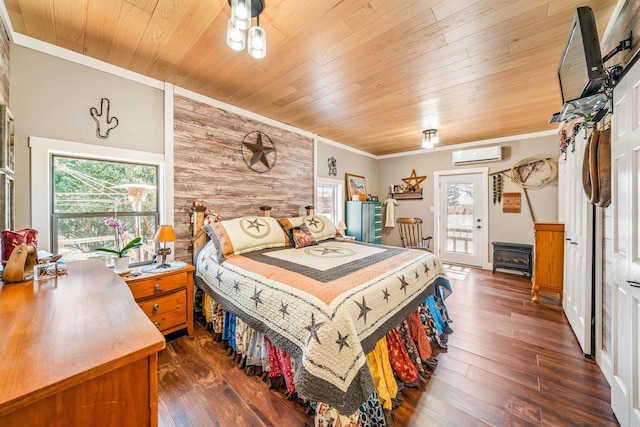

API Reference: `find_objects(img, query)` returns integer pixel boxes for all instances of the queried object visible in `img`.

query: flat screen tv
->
[557,6,607,104]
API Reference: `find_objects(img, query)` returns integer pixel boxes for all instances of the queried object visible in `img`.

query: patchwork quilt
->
[195,239,450,414]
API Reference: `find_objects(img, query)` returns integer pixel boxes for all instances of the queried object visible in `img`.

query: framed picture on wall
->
[345,173,367,201]
[0,105,15,174]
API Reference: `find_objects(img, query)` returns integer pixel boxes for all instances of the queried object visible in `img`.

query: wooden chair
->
[396,218,433,251]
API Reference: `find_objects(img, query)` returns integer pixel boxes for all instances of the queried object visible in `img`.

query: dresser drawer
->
[137,289,186,317]
[127,271,187,300]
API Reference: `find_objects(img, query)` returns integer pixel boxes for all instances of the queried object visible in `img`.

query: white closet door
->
[610,68,635,427]
[625,62,640,427]
[562,131,593,356]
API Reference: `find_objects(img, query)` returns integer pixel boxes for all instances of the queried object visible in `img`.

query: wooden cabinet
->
[531,223,564,302]
[345,201,382,243]
[0,259,165,427]
[124,264,194,336]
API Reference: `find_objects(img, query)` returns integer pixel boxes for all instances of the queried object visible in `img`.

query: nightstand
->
[123,263,195,336]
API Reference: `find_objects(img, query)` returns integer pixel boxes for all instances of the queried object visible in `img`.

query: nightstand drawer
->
[137,289,186,317]
[128,271,187,300]
[148,300,187,332]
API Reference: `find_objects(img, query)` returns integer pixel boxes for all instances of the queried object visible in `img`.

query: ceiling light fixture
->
[226,0,266,59]
[422,129,438,149]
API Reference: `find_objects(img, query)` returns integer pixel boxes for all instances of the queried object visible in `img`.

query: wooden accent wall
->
[0,17,9,106]
[173,95,314,261]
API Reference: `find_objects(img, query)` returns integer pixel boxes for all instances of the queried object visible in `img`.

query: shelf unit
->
[390,189,423,200]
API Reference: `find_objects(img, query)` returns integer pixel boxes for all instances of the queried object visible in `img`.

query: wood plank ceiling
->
[4,0,618,155]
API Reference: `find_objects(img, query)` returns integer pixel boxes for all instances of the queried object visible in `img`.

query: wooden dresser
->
[0,259,165,427]
[124,264,194,336]
[531,223,565,302]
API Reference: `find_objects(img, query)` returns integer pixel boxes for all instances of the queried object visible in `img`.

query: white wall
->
[10,44,165,230]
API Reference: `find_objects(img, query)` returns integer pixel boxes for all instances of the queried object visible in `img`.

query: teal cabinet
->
[345,201,382,244]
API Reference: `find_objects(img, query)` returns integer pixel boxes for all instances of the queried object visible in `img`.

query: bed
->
[193,213,451,416]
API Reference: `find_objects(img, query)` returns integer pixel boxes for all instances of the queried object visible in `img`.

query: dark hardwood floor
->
[158,265,619,426]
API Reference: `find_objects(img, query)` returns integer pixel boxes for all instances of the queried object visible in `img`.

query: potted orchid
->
[96,218,142,271]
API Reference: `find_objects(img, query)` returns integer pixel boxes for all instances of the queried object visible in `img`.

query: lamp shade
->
[154,225,176,243]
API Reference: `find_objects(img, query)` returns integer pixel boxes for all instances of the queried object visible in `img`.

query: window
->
[316,178,344,225]
[52,156,158,265]
[30,137,166,267]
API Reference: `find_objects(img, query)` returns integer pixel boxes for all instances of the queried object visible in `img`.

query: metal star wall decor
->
[241,131,277,173]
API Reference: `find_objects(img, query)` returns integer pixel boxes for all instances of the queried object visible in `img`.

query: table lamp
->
[154,225,176,268]
[338,220,347,237]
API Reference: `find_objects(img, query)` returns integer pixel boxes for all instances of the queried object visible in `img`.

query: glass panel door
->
[438,173,484,266]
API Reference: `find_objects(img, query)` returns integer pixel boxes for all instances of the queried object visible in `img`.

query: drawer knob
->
[153,303,159,311]
[154,284,161,291]
[154,321,160,328]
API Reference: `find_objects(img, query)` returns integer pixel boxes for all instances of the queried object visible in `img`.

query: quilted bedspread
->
[195,239,450,414]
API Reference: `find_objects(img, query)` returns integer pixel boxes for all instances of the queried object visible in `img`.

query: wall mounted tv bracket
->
[550,33,632,124]
[603,32,632,86]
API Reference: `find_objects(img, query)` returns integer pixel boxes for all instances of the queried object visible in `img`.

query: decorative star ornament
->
[402,169,427,192]
[241,131,277,173]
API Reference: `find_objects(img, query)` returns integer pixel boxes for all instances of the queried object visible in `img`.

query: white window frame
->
[30,136,166,252]
[316,177,344,225]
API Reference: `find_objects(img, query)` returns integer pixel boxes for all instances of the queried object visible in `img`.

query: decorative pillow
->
[207,216,288,262]
[299,215,338,241]
[291,224,318,248]
[278,215,338,242]
[277,217,303,243]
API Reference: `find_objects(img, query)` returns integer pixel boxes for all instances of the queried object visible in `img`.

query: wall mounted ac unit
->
[452,146,502,165]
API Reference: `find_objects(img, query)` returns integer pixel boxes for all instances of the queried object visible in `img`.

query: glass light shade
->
[248,25,266,59]
[227,19,245,51]
[422,130,438,149]
[231,0,251,30]
[154,225,176,243]
[422,138,434,149]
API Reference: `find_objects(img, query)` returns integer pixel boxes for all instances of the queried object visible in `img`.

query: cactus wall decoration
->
[90,98,119,139]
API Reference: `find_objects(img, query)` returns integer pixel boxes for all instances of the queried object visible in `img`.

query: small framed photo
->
[370,195,379,202]
[0,105,14,174]
[345,173,367,201]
